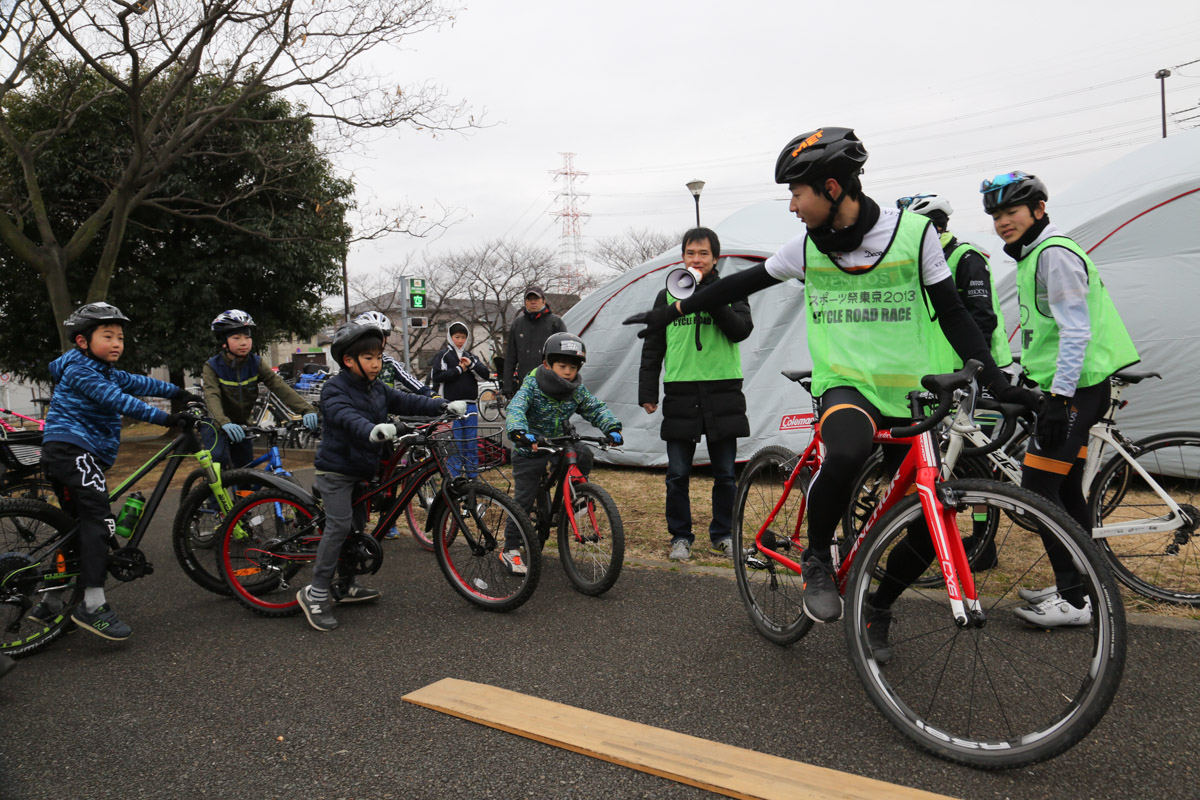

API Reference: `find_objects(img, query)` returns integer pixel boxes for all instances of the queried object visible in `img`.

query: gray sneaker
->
[70,603,132,641]
[298,586,338,631]
[708,537,733,558]
[801,555,842,623]
[669,540,691,561]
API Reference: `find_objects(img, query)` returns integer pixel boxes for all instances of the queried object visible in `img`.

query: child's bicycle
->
[732,361,1126,769]
[0,407,45,433]
[213,415,540,615]
[526,433,624,595]
[0,406,296,656]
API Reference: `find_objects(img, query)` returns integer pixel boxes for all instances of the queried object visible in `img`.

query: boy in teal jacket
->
[503,333,622,576]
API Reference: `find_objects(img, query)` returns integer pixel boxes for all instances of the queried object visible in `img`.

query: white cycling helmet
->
[896,193,954,218]
[353,310,393,335]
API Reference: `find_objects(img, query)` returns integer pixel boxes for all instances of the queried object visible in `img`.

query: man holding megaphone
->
[637,227,754,562]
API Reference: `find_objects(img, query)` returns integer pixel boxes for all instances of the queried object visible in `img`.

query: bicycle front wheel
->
[172,484,233,595]
[733,445,812,646]
[1090,432,1200,605]
[433,482,539,611]
[557,482,624,595]
[477,389,503,422]
[843,479,1125,769]
[218,490,319,617]
[0,499,83,657]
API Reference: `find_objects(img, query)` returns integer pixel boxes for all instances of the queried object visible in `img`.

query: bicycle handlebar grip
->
[888,360,984,439]
[959,398,1024,457]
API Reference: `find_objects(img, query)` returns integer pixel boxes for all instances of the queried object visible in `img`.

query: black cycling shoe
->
[801,555,842,623]
[865,592,894,664]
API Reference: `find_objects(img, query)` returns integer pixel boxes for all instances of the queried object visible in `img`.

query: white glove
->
[369,423,397,443]
[445,400,469,417]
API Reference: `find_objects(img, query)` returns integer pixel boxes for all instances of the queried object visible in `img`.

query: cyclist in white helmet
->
[353,310,433,397]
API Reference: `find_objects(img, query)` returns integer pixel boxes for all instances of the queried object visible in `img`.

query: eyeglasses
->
[895,193,936,210]
[980,171,1030,194]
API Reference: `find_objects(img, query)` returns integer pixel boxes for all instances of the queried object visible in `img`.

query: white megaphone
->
[665,266,703,299]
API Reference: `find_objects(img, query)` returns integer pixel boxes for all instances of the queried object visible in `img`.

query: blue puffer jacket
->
[43,348,181,466]
[505,370,621,459]
[314,369,446,478]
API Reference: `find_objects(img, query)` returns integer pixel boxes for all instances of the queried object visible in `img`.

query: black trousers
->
[42,441,115,588]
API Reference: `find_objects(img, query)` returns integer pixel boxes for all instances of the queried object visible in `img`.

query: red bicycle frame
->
[752,424,980,628]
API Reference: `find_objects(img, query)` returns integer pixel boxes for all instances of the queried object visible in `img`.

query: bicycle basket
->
[0,430,42,470]
[429,421,510,473]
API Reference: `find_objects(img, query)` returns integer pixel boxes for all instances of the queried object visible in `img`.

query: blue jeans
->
[447,403,479,479]
[665,437,737,546]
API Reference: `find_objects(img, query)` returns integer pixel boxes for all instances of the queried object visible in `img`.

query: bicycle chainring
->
[107,546,153,582]
[340,533,384,575]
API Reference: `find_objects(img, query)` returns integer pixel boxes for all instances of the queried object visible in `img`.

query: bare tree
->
[0,0,474,348]
[590,226,680,273]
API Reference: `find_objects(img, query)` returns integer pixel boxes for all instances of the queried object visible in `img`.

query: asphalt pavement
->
[3,477,1198,800]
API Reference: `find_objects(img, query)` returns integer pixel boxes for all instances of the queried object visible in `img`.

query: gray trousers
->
[312,472,367,592]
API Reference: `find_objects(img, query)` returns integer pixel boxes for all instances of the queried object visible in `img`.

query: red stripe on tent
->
[1086,186,1200,254]
[577,254,767,336]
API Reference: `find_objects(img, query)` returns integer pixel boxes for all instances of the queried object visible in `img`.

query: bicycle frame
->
[754,417,981,628]
[535,438,599,541]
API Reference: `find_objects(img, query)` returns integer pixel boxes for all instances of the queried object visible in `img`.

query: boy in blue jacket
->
[299,322,465,632]
[503,333,623,576]
[37,302,196,640]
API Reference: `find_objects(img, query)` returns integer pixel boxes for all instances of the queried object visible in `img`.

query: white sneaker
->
[1017,584,1059,604]
[669,540,691,561]
[1013,595,1092,628]
[499,549,528,576]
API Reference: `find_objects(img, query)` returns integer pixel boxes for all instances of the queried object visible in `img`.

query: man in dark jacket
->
[638,228,753,561]
[502,286,566,395]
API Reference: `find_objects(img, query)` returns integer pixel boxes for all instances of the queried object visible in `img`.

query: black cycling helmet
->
[774,127,868,186]
[542,332,586,364]
[211,309,256,343]
[330,321,384,365]
[980,171,1049,214]
[64,302,131,340]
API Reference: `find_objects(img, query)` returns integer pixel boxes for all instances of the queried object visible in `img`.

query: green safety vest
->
[804,212,942,417]
[1016,236,1139,390]
[929,241,1014,370]
[663,290,743,383]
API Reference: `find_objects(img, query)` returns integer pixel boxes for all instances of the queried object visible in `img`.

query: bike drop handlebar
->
[887,360,984,439]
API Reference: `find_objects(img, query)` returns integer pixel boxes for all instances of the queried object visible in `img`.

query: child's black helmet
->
[64,302,131,339]
[330,322,384,365]
[543,332,586,364]
[775,127,868,185]
[980,171,1049,214]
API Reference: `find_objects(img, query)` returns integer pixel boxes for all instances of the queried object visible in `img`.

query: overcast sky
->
[340,1,1200,284]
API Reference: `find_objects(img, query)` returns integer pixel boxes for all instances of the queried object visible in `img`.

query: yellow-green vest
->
[663,289,743,383]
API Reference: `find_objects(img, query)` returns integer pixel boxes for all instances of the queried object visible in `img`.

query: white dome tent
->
[566,129,1200,466]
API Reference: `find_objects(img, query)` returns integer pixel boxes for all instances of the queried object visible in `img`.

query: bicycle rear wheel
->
[843,479,1125,769]
[218,490,319,617]
[1090,433,1200,605]
[477,389,504,422]
[433,482,539,611]
[557,482,624,595]
[0,499,83,657]
[0,478,59,507]
[732,445,812,645]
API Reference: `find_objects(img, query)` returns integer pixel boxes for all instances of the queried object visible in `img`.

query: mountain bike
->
[214,416,539,615]
[0,407,297,656]
[733,361,1126,769]
[525,433,624,595]
[172,422,307,595]
[849,369,1200,606]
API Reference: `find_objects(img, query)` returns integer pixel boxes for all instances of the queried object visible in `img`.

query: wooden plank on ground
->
[402,678,957,800]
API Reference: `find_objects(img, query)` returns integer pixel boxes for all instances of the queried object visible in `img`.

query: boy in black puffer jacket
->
[299,322,465,632]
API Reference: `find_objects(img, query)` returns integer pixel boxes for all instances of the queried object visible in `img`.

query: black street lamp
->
[1156,69,1171,138]
[686,179,705,227]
